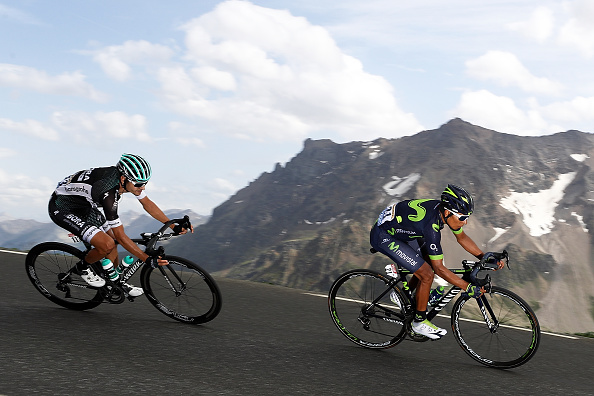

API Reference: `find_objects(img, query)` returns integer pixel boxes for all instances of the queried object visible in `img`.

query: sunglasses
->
[449,211,470,221]
[132,181,148,188]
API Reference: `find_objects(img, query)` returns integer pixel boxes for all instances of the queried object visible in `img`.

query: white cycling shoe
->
[121,282,144,297]
[77,266,106,287]
[411,319,447,340]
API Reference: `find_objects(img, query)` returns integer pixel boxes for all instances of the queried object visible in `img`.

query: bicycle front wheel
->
[25,242,103,310]
[451,286,540,369]
[328,269,407,349]
[141,255,222,324]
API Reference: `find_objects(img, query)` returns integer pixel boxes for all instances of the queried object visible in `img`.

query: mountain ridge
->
[3,118,593,333]
[165,118,593,333]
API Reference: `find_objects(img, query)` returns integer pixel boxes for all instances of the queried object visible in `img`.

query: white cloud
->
[558,0,594,57]
[0,168,54,220]
[0,4,43,25]
[91,40,175,81]
[208,177,239,202]
[212,177,237,193]
[453,90,594,135]
[0,64,107,101]
[0,118,59,140]
[507,6,555,43]
[50,111,151,142]
[466,51,563,95]
[190,66,236,91]
[451,90,554,135]
[156,0,423,142]
[168,121,206,148]
[0,148,16,158]
[538,96,594,124]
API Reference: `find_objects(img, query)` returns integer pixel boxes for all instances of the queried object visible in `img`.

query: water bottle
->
[116,255,135,276]
[428,285,445,306]
[100,258,119,282]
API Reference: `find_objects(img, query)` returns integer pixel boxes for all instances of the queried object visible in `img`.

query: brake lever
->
[172,215,192,235]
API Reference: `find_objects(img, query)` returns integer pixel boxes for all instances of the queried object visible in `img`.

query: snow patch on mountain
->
[570,153,589,162]
[500,172,577,237]
[488,227,509,244]
[383,173,421,196]
[368,145,383,160]
[571,212,589,233]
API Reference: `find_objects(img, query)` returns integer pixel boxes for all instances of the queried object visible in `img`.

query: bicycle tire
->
[141,255,222,324]
[451,286,540,369]
[25,242,103,310]
[328,269,408,349]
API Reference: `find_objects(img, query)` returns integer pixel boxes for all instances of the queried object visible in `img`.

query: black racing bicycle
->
[26,216,222,324]
[328,250,540,369]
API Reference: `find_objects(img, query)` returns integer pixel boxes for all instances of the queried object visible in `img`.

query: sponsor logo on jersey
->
[62,185,90,195]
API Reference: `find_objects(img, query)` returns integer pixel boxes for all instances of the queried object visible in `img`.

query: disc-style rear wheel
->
[141,255,222,324]
[328,269,407,349]
[451,286,540,368]
[25,242,103,310]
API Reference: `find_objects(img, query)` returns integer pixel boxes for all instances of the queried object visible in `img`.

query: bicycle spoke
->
[142,256,222,324]
[328,269,407,349]
[451,286,540,368]
[25,242,103,311]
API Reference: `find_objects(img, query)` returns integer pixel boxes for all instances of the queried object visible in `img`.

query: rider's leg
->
[411,262,447,339]
[85,231,117,264]
[413,263,433,315]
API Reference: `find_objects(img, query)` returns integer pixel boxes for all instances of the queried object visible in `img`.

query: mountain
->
[166,118,594,334]
[0,210,206,251]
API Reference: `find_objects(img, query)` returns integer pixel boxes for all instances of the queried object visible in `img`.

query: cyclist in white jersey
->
[49,154,193,296]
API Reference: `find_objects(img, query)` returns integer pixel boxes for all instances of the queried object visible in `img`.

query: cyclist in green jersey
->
[370,184,504,339]
[49,154,193,296]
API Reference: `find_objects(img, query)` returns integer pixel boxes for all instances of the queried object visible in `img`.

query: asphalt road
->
[1,249,593,396]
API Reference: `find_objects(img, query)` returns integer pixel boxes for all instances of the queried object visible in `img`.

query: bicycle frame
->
[329,249,539,368]
[363,265,495,326]
[60,216,193,303]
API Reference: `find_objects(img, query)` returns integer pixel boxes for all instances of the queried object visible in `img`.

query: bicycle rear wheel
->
[451,286,540,368]
[141,255,222,324]
[25,242,103,310]
[328,269,407,349]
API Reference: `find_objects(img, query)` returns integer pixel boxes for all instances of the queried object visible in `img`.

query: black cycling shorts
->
[48,196,110,244]
[370,225,426,273]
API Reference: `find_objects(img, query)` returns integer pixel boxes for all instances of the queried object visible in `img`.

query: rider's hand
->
[145,256,168,268]
[466,283,484,299]
[482,252,505,270]
[172,223,194,235]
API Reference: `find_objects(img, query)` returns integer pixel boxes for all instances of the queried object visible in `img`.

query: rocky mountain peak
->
[169,119,594,332]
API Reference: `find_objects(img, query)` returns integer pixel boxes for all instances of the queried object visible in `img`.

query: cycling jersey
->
[49,166,146,243]
[370,199,463,272]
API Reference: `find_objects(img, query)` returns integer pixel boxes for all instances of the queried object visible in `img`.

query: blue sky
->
[2,0,593,221]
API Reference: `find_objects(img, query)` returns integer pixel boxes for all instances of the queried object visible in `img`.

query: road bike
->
[26,216,222,324]
[328,250,540,369]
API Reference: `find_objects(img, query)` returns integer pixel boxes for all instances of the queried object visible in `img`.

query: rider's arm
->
[453,228,505,270]
[111,225,152,263]
[429,257,469,290]
[101,189,166,264]
[138,195,170,224]
[452,228,484,259]
[138,195,193,234]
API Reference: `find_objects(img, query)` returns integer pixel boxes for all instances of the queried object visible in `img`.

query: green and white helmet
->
[117,154,152,184]
[441,184,474,216]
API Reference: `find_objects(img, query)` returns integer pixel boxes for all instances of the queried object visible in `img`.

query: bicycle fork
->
[475,295,500,333]
[157,265,187,297]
